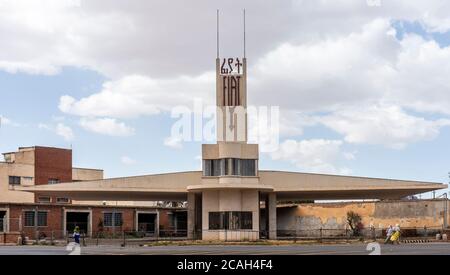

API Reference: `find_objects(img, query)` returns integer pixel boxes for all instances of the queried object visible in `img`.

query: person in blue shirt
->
[73,226,81,245]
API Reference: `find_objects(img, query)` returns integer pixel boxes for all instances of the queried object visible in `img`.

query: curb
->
[401,239,433,244]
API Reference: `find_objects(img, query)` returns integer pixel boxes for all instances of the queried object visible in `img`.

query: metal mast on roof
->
[217,9,220,58]
[243,9,246,58]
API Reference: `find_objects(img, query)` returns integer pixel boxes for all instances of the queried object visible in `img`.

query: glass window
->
[240,212,253,230]
[208,211,252,230]
[114,213,123,226]
[104,213,112,227]
[37,212,47,227]
[48,179,60,185]
[204,159,257,177]
[38,197,51,203]
[56,198,70,204]
[103,212,123,227]
[203,159,226,176]
[9,176,21,185]
[208,212,221,230]
[241,159,256,176]
[224,158,230,176]
[24,211,48,227]
[232,159,240,176]
[24,211,35,227]
[203,160,212,176]
[212,159,221,176]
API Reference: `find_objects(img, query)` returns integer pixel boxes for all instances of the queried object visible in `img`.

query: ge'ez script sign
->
[220,57,244,75]
[220,58,245,107]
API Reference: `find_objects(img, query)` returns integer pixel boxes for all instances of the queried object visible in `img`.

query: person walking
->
[384,225,393,244]
[390,224,401,245]
[73,226,81,245]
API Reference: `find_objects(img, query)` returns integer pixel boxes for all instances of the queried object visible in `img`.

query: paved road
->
[1,243,450,255]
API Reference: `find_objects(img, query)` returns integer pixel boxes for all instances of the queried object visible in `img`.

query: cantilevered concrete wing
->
[16,171,202,201]
[16,170,446,201]
[259,171,446,200]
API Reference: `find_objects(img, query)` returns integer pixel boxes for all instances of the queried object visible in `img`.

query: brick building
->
[0,146,187,241]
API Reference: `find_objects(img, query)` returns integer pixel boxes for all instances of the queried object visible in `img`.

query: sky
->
[0,0,450,197]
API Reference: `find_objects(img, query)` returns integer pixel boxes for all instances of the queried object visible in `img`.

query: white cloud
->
[121,156,136,165]
[59,73,214,119]
[164,136,183,150]
[386,34,450,115]
[38,122,74,141]
[318,105,450,149]
[56,123,74,141]
[2,0,450,78]
[2,0,450,150]
[1,116,21,127]
[278,111,317,138]
[248,19,450,149]
[79,118,135,137]
[270,139,352,174]
[251,19,399,111]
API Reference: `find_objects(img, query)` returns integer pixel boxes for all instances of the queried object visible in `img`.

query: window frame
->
[8,176,21,186]
[103,212,123,227]
[208,211,253,230]
[48,178,60,185]
[240,159,256,176]
[24,211,49,227]
[24,211,35,227]
[38,197,51,204]
[37,211,48,227]
[56,197,70,204]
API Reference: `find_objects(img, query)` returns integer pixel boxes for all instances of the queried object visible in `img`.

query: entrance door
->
[66,212,89,235]
[137,213,157,235]
[0,211,6,232]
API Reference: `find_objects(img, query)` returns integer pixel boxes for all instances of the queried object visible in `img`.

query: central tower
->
[187,11,275,241]
[215,56,248,143]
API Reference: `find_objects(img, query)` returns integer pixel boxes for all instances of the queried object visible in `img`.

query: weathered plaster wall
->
[278,200,450,231]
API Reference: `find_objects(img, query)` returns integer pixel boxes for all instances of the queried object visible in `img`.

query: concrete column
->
[155,210,160,237]
[187,193,196,239]
[268,193,277,240]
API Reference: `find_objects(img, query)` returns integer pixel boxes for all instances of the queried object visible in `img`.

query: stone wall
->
[278,199,450,234]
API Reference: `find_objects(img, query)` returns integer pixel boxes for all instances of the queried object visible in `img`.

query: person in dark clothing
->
[73,226,81,245]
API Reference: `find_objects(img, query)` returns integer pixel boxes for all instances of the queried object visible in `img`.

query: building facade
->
[0,146,186,241]
[16,54,447,241]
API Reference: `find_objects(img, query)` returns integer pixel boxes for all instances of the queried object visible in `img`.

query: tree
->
[346,211,363,236]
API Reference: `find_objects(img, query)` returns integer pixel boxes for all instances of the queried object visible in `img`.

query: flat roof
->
[73,167,104,172]
[15,170,446,202]
[259,170,442,185]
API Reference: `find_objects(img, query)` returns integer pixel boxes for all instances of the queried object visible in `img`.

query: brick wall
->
[0,232,21,244]
[34,147,72,185]
[8,204,64,239]
[1,203,187,240]
[277,199,450,232]
[33,147,73,204]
